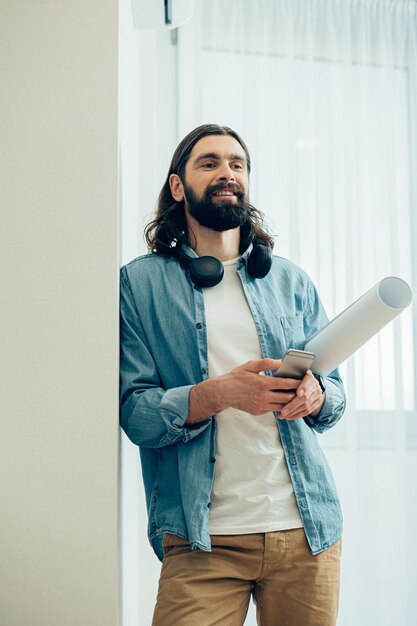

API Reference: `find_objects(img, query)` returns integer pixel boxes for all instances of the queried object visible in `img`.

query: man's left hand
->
[278,370,324,420]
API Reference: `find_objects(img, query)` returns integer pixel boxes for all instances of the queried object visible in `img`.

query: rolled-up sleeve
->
[120,270,210,448]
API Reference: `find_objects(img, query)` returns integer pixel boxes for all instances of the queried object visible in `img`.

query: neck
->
[186,218,241,262]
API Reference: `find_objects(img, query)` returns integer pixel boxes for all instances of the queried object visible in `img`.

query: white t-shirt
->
[205,258,303,534]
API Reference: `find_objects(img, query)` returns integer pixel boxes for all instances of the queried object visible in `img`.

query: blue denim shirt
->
[120,244,345,562]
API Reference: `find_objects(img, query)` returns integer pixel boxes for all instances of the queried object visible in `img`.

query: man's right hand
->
[186,358,300,426]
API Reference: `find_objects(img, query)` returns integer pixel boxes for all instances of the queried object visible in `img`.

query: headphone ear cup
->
[189,256,224,288]
[171,246,224,288]
[247,244,273,279]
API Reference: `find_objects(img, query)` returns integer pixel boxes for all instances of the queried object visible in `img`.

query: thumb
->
[243,358,282,374]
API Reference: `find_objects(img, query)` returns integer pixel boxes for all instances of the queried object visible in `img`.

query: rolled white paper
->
[305,277,413,376]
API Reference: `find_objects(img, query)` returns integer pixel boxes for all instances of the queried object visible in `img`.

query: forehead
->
[188,134,247,164]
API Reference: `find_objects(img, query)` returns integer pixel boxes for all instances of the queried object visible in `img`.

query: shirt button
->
[201,368,207,375]
[290,456,297,465]
[196,323,202,329]
[210,456,216,463]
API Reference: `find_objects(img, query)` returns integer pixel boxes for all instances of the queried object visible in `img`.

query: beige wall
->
[0,2,119,626]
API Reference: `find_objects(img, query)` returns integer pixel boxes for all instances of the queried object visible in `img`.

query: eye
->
[201,162,216,169]
[232,162,244,170]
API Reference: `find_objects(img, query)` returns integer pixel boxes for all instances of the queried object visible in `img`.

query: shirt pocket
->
[280,315,305,350]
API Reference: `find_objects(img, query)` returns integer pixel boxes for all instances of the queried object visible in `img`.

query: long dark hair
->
[144,124,274,254]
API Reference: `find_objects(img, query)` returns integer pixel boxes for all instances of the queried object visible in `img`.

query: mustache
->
[207,182,245,199]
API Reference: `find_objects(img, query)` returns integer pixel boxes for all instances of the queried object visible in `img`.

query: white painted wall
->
[0,3,119,626]
[118,1,180,623]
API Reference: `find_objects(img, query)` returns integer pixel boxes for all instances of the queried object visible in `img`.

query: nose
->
[216,162,235,183]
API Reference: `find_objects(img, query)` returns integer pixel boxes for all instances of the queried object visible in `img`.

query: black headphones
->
[172,244,273,288]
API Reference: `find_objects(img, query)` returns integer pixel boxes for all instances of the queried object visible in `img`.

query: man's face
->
[177,135,250,232]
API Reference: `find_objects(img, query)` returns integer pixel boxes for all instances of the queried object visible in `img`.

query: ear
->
[169,174,185,202]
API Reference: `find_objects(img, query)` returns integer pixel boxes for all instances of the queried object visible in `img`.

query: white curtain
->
[177,1,417,624]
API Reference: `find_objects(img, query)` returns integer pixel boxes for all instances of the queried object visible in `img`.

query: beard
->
[183,181,251,232]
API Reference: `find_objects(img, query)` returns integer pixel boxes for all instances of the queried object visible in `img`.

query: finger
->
[281,395,322,419]
[280,400,319,420]
[267,391,297,404]
[296,385,314,400]
[269,376,302,391]
[280,393,317,418]
[279,408,308,420]
[296,373,321,400]
[284,400,323,420]
[268,403,287,412]
[243,358,283,374]
[280,392,309,415]
[280,402,305,418]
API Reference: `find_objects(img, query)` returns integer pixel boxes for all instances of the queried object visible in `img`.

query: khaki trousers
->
[152,529,341,626]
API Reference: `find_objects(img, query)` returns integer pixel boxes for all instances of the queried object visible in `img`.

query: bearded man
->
[120,124,345,626]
